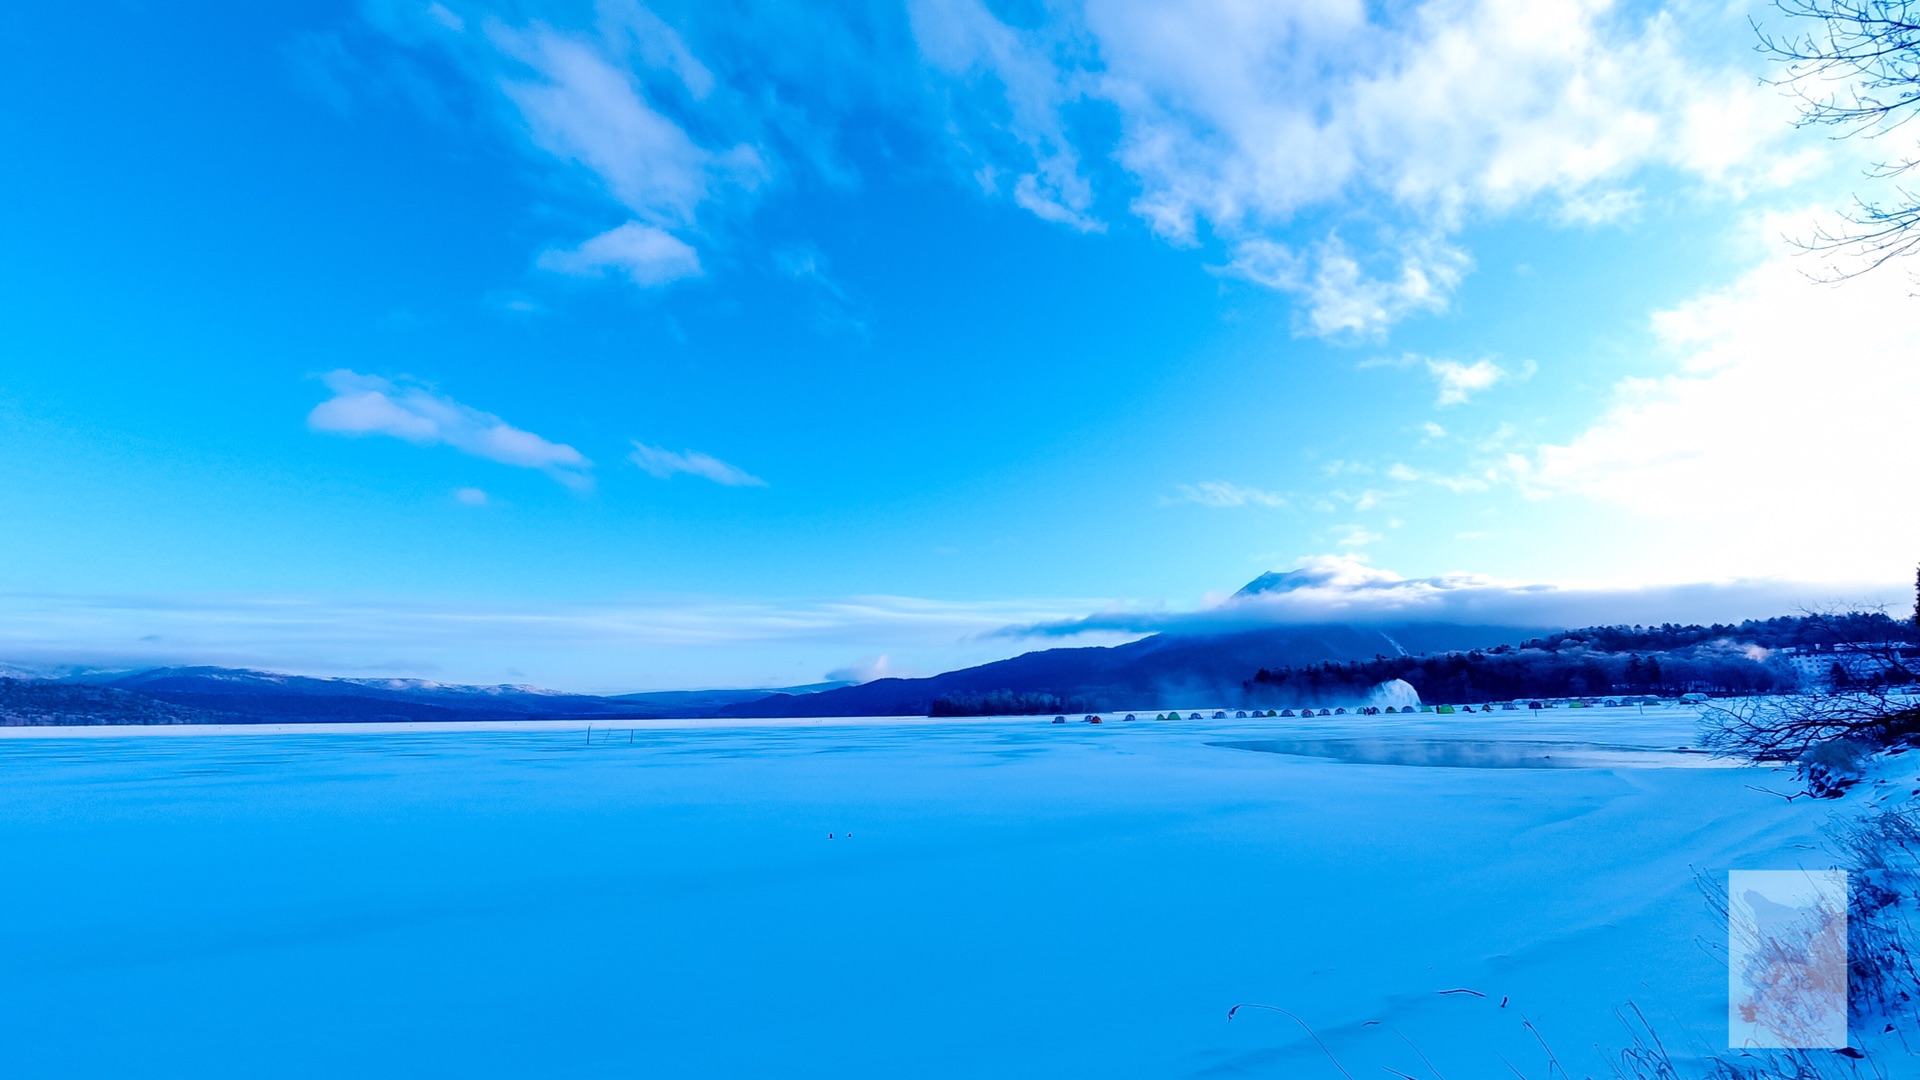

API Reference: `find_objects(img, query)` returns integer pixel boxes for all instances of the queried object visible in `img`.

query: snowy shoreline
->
[0,702,1714,745]
[0,712,1014,738]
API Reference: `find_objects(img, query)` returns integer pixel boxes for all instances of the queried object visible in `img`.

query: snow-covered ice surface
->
[0,707,1871,1076]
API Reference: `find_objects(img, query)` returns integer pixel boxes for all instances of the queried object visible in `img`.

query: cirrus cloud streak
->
[628,441,766,486]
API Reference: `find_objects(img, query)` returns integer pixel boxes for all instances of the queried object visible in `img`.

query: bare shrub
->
[1610,1004,1875,1079]
[1833,802,1920,1029]
[1701,689,1920,764]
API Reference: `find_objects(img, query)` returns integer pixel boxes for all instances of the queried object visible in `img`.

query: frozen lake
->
[0,708,1839,1077]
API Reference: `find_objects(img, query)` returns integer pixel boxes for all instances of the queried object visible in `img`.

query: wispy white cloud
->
[775,246,869,336]
[490,18,757,228]
[1320,459,1375,477]
[628,441,766,486]
[1324,487,1390,512]
[1555,186,1641,225]
[913,0,1806,336]
[365,1,1812,331]
[1226,232,1472,340]
[1427,358,1510,406]
[1386,462,1495,493]
[538,221,702,286]
[379,6,766,291]
[424,3,462,33]
[1331,525,1383,549]
[1170,481,1287,508]
[308,370,592,488]
[454,487,488,506]
[909,0,1103,233]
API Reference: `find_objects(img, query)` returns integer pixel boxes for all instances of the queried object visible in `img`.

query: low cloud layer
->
[0,590,1119,694]
[1001,555,1905,639]
[308,370,593,488]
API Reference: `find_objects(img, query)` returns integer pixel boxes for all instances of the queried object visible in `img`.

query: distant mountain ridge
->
[0,677,233,726]
[46,667,852,724]
[1,624,1541,725]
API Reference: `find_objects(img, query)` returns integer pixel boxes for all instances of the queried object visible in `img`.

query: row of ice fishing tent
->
[1051,711,1256,724]
[1048,706,1501,724]
[1048,697,1681,725]
[1051,707,1383,724]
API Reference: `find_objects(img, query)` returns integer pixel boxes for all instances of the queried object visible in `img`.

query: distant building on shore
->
[1780,642,1920,688]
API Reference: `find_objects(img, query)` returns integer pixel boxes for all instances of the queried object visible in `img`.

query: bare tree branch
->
[1762,0,1920,276]
[1703,686,1920,761]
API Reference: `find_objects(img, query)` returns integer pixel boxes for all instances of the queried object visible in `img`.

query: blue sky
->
[2,0,1914,690]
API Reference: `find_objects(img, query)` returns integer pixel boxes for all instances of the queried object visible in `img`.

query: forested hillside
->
[1247,613,1911,706]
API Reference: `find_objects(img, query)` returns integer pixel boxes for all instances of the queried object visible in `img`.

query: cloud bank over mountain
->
[1003,555,1904,638]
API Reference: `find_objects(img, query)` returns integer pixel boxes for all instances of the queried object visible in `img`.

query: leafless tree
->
[1700,606,1920,768]
[1703,685,1920,760]
[1761,0,1920,275]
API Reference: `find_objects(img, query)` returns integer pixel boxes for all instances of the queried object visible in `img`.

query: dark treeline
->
[1248,649,1789,706]
[929,691,1090,717]
[0,678,228,726]
[1247,614,1913,706]
[1520,612,1907,653]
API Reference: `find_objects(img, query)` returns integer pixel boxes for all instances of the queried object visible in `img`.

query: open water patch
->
[1212,737,1730,770]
